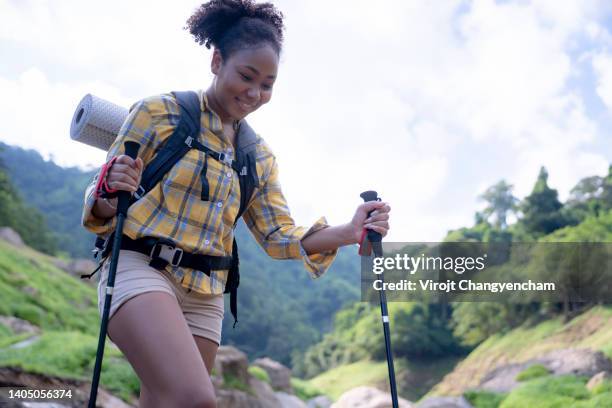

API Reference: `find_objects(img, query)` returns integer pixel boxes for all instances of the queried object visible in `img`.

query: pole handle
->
[360,190,382,244]
[117,141,140,216]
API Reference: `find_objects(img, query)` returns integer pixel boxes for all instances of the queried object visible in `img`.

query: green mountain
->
[0,142,97,258]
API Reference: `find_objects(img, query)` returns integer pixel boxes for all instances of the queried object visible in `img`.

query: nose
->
[246,87,259,102]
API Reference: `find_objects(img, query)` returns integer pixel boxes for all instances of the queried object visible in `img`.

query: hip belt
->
[120,235,233,273]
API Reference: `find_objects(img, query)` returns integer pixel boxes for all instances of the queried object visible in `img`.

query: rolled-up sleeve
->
[242,155,337,278]
[81,98,158,236]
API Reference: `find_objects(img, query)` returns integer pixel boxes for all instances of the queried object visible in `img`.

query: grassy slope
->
[307,360,392,400]
[0,239,140,401]
[431,306,612,397]
[304,356,462,402]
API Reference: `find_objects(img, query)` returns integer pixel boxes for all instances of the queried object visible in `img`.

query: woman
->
[82,0,390,406]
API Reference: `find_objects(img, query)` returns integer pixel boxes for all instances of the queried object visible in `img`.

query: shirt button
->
[205,240,210,245]
[226,171,232,177]
[217,201,223,208]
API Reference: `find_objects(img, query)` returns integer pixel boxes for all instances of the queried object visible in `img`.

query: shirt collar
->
[199,89,242,137]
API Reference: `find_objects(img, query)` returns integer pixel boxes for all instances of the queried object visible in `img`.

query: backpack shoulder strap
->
[136,91,201,199]
[234,120,260,221]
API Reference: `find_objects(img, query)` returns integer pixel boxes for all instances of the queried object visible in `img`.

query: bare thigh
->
[107,291,216,407]
[194,335,219,376]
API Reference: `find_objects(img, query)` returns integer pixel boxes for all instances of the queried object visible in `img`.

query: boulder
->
[478,362,532,393]
[479,348,612,393]
[542,349,612,377]
[253,357,293,393]
[52,258,97,278]
[250,378,282,408]
[0,366,135,407]
[0,227,24,247]
[0,316,41,336]
[415,396,473,408]
[586,371,612,391]
[331,386,413,408]
[214,346,250,386]
[307,395,333,408]
[276,391,307,408]
[216,388,264,408]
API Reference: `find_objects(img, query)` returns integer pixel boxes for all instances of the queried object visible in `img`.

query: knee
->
[171,388,217,408]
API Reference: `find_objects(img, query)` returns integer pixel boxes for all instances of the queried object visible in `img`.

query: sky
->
[1,0,611,242]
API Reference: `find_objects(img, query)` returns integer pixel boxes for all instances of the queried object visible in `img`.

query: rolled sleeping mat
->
[70,94,128,151]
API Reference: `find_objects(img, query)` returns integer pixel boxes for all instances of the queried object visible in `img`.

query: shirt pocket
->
[161,149,207,219]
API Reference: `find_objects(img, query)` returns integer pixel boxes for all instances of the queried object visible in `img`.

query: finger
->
[365,224,388,237]
[361,200,386,214]
[135,157,144,172]
[365,213,390,224]
[106,180,138,192]
[110,164,140,184]
[106,170,139,188]
[114,154,137,168]
[366,221,390,231]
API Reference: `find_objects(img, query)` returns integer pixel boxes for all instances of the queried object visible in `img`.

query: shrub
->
[516,364,551,382]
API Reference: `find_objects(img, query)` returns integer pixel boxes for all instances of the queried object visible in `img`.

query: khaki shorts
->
[97,250,224,346]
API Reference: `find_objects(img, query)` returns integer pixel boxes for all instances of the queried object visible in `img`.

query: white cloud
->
[593,51,612,112]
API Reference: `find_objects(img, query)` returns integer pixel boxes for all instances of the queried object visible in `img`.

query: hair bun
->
[186,0,284,51]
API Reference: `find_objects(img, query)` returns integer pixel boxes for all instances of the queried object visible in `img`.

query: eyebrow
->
[244,65,276,79]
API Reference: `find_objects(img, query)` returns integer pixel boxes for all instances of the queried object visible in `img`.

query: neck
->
[205,87,234,127]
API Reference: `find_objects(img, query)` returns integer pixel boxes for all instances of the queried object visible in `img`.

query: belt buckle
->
[150,241,183,267]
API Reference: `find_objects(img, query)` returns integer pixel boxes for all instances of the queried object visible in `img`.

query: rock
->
[250,378,282,408]
[52,258,97,277]
[10,335,41,349]
[0,315,41,336]
[276,391,307,407]
[541,349,612,377]
[253,357,293,393]
[0,366,135,408]
[479,348,612,393]
[214,346,250,386]
[586,371,612,391]
[416,396,473,408]
[216,388,266,408]
[0,227,24,247]
[307,395,332,408]
[331,386,413,408]
[478,362,532,393]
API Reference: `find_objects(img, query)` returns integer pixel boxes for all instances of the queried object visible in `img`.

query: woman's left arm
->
[301,201,391,255]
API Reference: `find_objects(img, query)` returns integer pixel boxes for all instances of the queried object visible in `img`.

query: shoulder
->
[128,92,183,121]
[249,132,278,184]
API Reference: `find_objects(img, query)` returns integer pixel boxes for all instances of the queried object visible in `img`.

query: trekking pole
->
[88,141,140,408]
[360,190,399,408]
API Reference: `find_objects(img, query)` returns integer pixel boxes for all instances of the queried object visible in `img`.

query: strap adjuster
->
[133,185,146,200]
[150,241,184,267]
[218,152,233,166]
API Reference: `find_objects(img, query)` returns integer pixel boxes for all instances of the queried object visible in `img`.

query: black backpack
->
[86,90,259,327]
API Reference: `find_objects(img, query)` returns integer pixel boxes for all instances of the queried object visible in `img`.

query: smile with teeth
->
[236,98,255,111]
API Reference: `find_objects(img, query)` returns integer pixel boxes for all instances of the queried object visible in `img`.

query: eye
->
[262,84,273,91]
[240,73,252,81]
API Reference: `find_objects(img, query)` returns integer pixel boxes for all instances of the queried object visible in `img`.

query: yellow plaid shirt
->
[82,90,337,294]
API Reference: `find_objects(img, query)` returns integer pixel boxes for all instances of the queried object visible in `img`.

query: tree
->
[519,167,568,237]
[479,180,518,229]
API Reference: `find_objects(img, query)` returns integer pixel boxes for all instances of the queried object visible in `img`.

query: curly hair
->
[186,0,285,59]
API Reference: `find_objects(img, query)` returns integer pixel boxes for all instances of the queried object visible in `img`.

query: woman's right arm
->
[81,97,159,235]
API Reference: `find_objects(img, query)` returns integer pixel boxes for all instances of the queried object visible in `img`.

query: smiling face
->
[208,44,279,124]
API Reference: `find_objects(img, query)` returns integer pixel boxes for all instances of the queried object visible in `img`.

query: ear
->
[211,49,223,75]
